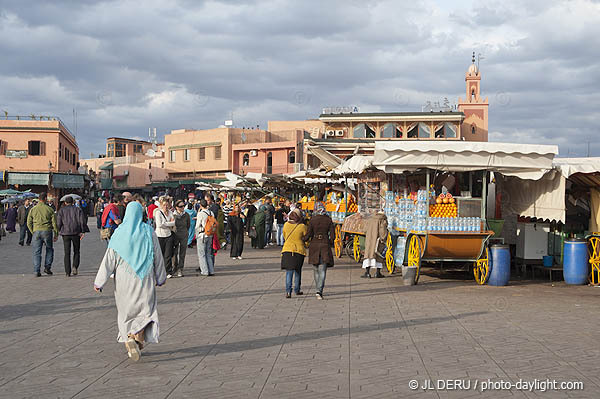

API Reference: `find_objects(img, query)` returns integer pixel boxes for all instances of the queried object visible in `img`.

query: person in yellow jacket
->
[280,209,307,298]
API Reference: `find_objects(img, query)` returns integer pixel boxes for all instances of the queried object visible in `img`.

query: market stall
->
[372,141,559,284]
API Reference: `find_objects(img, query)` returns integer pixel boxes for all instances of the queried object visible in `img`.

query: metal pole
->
[425,170,430,217]
[344,176,348,217]
[481,171,487,225]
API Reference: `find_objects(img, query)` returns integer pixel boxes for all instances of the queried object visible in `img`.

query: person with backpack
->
[195,199,217,276]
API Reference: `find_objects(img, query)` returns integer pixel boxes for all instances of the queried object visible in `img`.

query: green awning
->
[151,181,179,188]
[52,174,84,189]
[100,178,112,190]
[7,173,49,186]
[99,161,114,170]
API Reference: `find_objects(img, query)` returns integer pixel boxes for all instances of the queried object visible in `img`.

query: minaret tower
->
[458,52,489,141]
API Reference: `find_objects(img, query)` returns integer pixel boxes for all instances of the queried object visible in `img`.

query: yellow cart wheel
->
[386,233,395,275]
[407,235,422,284]
[588,236,600,286]
[353,234,361,263]
[474,247,490,285]
[334,225,342,258]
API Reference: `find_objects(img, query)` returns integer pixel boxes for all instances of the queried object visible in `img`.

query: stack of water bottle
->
[384,190,429,232]
[427,216,481,232]
[384,190,481,233]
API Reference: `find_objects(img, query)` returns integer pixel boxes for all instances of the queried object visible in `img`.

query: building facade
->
[0,117,84,201]
[81,138,168,192]
[267,57,489,168]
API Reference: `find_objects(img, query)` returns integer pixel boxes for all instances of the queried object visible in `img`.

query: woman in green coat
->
[251,205,266,249]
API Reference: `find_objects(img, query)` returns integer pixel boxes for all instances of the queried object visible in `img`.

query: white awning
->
[553,157,600,178]
[373,141,558,180]
[306,145,343,169]
[333,155,373,175]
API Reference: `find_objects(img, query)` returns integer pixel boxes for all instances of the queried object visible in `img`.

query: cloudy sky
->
[1,0,599,158]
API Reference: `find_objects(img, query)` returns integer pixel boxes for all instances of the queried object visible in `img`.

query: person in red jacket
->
[147,197,158,227]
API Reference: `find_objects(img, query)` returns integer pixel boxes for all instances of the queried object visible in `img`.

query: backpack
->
[202,210,218,236]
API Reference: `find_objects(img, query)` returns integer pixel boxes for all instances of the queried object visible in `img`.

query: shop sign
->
[6,150,27,158]
[322,106,360,114]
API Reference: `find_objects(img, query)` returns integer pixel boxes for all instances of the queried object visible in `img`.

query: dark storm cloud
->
[0,0,599,158]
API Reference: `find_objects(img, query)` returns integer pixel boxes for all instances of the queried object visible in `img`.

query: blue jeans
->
[197,236,214,275]
[33,230,54,273]
[313,264,327,294]
[285,269,302,294]
[276,224,285,246]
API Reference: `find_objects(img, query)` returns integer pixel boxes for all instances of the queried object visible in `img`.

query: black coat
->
[304,214,335,267]
[57,205,90,236]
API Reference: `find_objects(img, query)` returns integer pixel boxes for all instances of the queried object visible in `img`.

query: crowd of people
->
[1,190,341,362]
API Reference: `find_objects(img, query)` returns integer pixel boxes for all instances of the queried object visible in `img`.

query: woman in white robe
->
[94,201,166,361]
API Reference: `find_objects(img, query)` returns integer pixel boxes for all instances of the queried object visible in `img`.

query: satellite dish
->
[152,143,157,151]
[241,132,247,143]
[146,149,156,157]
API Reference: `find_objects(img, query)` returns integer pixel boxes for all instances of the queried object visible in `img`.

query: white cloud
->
[0,0,599,157]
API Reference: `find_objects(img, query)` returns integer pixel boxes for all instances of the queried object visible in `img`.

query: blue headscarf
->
[108,202,155,280]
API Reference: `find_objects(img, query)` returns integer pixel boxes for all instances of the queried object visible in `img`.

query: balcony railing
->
[238,165,296,175]
[1,115,77,142]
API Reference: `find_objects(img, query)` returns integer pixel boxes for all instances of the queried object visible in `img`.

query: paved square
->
[0,222,598,398]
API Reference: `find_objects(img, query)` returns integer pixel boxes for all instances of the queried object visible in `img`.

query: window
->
[214,146,221,160]
[72,153,76,166]
[133,144,143,153]
[184,148,190,161]
[382,123,402,138]
[471,123,476,135]
[149,163,152,169]
[445,122,457,138]
[288,150,295,164]
[59,143,62,158]
[0,140,6,155]
[267,152,272,174]
[199,147,205,160]
[407,125,418,138]
[243,153,249,166]
[169,150,176,162]
[107,143,114,157]
[352,123,375,138]
[161,162,164,168]
[28,140,45,156]
[418,123,431,138]
[115,142,125,157]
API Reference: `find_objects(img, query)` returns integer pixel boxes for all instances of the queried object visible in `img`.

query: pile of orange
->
[429,203,458,217]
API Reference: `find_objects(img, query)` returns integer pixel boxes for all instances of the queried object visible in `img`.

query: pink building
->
[80,137,168,192]
[0,117,83,201]
[232,130,303,175]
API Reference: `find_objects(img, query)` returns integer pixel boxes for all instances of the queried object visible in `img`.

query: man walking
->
[57,196,90,276]
[17,198,33,246]
[264,197,275,246]
[27,193,58,277]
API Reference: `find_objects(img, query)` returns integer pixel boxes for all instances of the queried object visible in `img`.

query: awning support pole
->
[481,171,487,225]
[344,176,348,218]
[425,170,430,217]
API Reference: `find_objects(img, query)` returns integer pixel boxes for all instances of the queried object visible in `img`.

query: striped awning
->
[7,172,49,186]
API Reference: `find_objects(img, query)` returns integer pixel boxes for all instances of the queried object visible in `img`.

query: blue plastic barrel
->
[488,244,510,286]
[563,239,588,285]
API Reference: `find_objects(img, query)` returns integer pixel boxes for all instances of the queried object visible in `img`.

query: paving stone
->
[0,221,599,398]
